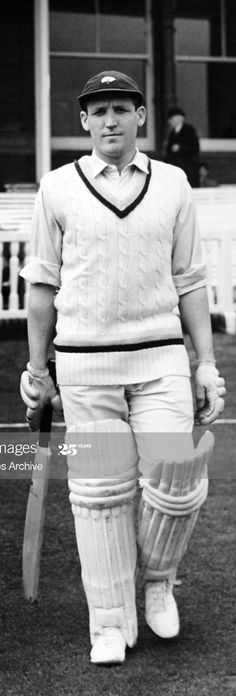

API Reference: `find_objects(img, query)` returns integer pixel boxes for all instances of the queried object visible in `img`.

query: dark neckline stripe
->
[74,158,152,218]
[55,338,184,353]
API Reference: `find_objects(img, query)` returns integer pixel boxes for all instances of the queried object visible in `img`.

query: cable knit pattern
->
[95,203,109,332]
[137,196,150,322]
[21,152,207,386]
[118,215,129,327]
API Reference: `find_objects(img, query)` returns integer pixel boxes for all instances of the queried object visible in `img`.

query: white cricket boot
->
[145,580,179,638]
[90,627,126,664]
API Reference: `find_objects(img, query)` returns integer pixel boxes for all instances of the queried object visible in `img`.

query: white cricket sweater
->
[21,150,207,385]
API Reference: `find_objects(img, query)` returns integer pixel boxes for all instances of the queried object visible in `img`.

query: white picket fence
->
[194,187,236,333]
[0,192,35,319]
[0,187,236,331]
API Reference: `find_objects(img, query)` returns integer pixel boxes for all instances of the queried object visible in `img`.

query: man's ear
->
[80,111,90,132]
[137,105,146,128]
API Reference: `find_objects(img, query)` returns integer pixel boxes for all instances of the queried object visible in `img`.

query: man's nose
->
[105,109,117,128]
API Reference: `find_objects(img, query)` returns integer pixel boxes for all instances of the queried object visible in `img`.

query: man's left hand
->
[194,363,226,425]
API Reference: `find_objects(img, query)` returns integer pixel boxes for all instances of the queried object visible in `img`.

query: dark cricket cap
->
[77,70,144,107]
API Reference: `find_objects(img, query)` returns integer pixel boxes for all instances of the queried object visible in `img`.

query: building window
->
[49,0,154,151]
[175,0,236,149]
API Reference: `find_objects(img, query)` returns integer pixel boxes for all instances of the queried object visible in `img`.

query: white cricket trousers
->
[60,375,195,647]
[60,375,193,431]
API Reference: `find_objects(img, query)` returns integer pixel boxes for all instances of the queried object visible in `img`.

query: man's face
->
[168,114,185,131]
[80,96,146,166]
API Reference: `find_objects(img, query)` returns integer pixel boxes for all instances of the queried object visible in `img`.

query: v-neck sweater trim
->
[73,158,152,218]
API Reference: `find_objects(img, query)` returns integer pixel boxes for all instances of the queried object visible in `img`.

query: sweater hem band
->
[54,338,184,354]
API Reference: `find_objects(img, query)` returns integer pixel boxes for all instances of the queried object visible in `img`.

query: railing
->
[0,191,35,319]
[0,188,236,331]
[194,187,236,333]
[0,231,30,318]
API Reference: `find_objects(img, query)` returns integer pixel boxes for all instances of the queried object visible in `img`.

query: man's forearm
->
[179,286,215,361]
[27,283,57,370]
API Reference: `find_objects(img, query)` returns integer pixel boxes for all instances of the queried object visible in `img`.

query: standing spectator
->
[164,107,200,187]
[198,161,218,187]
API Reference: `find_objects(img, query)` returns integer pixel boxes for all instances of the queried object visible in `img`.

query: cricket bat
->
[22,359,56,602]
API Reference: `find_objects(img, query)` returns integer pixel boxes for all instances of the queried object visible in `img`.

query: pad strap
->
[141,477,208,516]
[69,474,137,509]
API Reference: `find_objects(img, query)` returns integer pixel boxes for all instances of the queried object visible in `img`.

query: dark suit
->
[165,123,200,187]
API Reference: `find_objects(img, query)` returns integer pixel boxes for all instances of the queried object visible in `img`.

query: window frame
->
[175,0,236,150]
[50,0,155,151]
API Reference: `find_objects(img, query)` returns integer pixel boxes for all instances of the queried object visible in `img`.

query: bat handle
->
[38,359,56,448]
[47,357,56,385]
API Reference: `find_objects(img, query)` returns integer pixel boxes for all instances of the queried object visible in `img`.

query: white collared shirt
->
[89,148,149,197]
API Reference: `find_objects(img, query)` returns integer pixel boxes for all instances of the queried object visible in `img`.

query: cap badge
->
[101,76,116,84]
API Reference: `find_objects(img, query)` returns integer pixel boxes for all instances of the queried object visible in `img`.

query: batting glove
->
[194,361,226,425]
[20,362,63,431]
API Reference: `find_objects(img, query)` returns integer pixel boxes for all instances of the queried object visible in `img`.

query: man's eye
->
[93,109,105,116]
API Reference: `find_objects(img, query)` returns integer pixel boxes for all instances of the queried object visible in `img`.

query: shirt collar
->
[89,148,149,178]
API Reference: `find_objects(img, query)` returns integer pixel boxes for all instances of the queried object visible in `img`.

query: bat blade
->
[22,401,53,602]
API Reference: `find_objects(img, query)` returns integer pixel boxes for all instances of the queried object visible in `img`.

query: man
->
[165,106,200,187]
[199,161,218,188]
[20,71,225,665]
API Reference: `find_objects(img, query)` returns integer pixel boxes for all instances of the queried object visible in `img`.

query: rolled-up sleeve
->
[172,175,207,295]
[20,176,62,287]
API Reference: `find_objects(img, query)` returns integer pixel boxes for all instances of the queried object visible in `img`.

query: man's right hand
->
[20,363,63,431]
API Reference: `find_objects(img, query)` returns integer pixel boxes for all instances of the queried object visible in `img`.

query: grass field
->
[0,332,235,696]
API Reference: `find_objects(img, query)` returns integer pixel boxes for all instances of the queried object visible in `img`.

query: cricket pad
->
[138,431,214,585]
[68,418,138,647]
